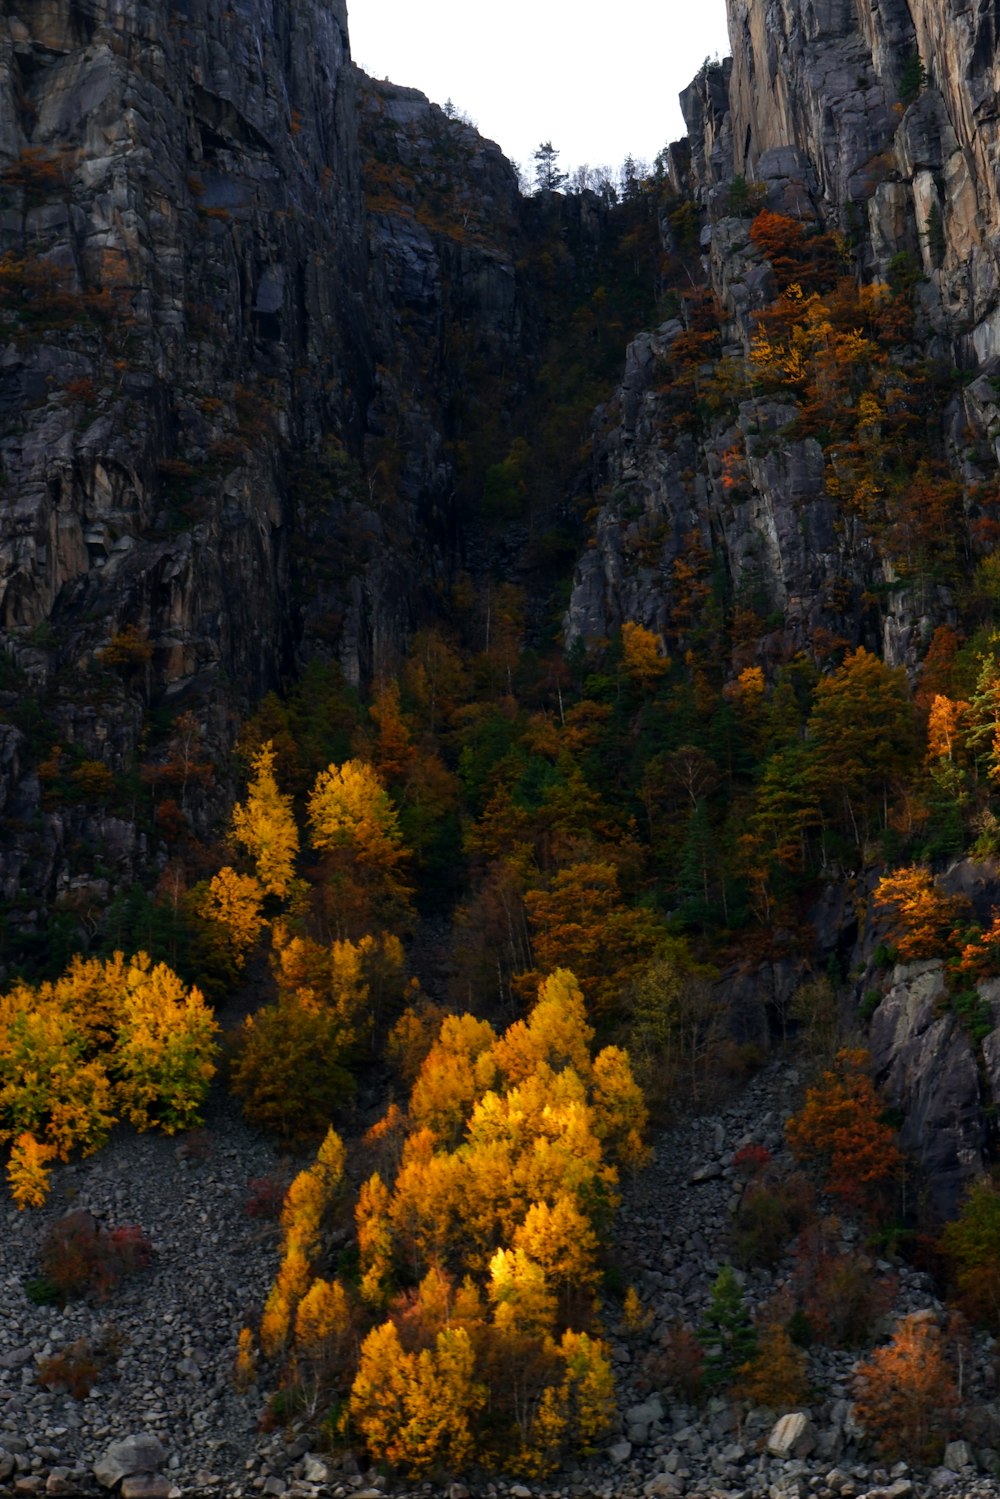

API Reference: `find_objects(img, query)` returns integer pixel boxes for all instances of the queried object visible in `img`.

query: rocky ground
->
[2,1061,1000,1499]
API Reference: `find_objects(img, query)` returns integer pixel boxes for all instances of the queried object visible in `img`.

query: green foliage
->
[925,203,946,268]
[899,53,928,106]
[697,1266,757,1389]
[859,988,883,1021]
[939,1174,1000,1329]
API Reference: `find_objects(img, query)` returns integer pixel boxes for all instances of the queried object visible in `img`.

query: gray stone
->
[766,1412,817,1459]
[643,1476,683,1498]
[626,1394,666,1444]
[609,1440,633,1464]
[120,1479,172,1499]
[942,1439,974,1470]
[94,1435,168,1489]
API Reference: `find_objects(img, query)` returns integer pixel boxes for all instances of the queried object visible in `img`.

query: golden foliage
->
[7,1132,58,1209]
[350,1321,485,1474]
[872,864,970,962]
[205,867,265,966]
[620,621,670,686]
[234,1328,257,1391]
[230,742,299,897]
[0,953,218,1203]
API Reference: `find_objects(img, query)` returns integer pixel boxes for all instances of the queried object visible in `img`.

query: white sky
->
[347,0,733,184]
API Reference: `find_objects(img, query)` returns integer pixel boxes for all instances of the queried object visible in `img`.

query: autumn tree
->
[625,938,721,1104]
[807,647,917,849]
[230,994,356,1144]
[520,861,665,1012]
[853,1315,959,1463]
[258,969,634,1471]
[785,1048,902,1220]
[350,1321,485,1474]
[620,621,670,690]
[939,1174,1000,1329]
[307,758,414,934]
[872,865,970,961]
[230,741,299,898]
[0,953,218,1208]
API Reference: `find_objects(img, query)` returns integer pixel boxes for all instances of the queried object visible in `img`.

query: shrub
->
[793,1228,894,1348]
[939,1174,1000,1330]
[854,1315,958,1462]
[38,1211,152,1303]
[37,1336,101,1399]
[730,1173,815,1269]
[641,1322,704,1401]
[734,1322,809,1407]
[244,1175,287,1221]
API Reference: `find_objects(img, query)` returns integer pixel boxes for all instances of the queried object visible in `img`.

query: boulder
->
[766,1411,817,1459]
[120,1479,172,1499]
[94,1434,167,1489]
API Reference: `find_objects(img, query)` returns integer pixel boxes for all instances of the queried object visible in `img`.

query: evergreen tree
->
[534,141,567,193]
[697,1266,757,1389]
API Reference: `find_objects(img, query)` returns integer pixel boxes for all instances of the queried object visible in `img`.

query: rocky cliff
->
[566,0,1000,657]
[560,0,1000,1211]
[0,0,561,927]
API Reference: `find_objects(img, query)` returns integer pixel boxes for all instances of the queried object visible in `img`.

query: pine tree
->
[697,1266,757,1389]
[534,142,567,193]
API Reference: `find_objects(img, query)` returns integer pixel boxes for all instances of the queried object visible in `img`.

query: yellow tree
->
[512,1196,601,1298]
[205,867,265,967]
[620,621,670,690]
[350,1321,485,1473]
[293,1277,353,1385]
[307,758,414,933]
[491,969,593,1087]
[590,1045,651,1168]
[357,1171,395,1307]
[230,741,299,897]
[409,1013,498,1142]
[110,955,219,1133]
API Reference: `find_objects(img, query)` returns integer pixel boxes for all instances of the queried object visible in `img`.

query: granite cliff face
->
[0,0,546,918]
[559,0,1000,1209]
[565,0,1000,663]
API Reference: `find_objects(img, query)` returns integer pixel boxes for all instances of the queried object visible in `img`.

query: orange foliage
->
[872,865,970,961]
[785,1049,902,1219]
[853,1316,959,1463]
[749,210,841,292]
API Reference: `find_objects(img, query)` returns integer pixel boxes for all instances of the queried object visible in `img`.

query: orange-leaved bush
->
[853,1315,959,1463]
[785,1048,902,1219]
